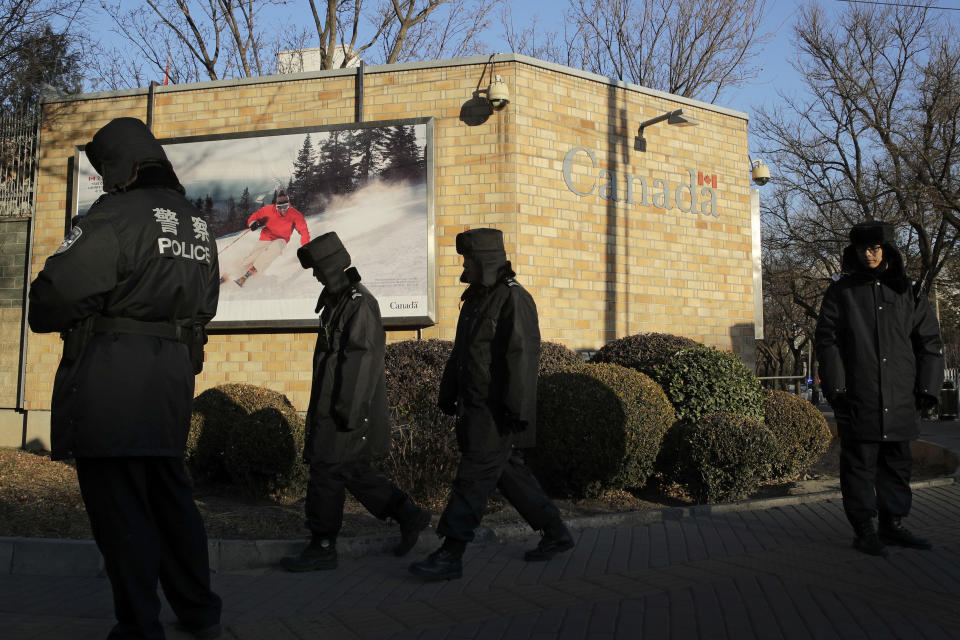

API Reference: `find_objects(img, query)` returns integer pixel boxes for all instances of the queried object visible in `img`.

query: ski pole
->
[217,227,251,256]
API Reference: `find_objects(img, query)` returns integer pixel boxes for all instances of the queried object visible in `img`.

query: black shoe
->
[879,518,932,550]
[409,548,463,581]
[852,531,889,557]
[525,522,575,561]
[281,539,338,572]
[393,501,431,557]
[174,622,222,639]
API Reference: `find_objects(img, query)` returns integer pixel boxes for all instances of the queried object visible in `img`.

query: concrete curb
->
[4,476,954,577]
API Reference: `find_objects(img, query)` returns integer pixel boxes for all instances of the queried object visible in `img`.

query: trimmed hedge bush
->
[188,384,307,499]
[539,341,584,376]
[534,362,675,498]
[651,345,765,424]
[763,390,832,480]
[589,332,698,374]
[381,339,458,505]
[673,412,776,503]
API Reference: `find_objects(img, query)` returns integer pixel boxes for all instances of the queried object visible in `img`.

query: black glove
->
[918,393,938,420]
[503,412,527,434]
[827,390,850,415]
[332,408,352,431]
[249,218,266,231]
[438,398,457,416]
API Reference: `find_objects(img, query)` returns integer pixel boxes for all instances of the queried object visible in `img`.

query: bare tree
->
[93,0,501,88]
[374,0,502,63]
[755,3,959,296]
[502,0,772,103]
[299,0,501,68]
[1,0,82,84]
[94,0,286,86]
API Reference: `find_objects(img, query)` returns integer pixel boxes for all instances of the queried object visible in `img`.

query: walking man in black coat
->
[409,228,574,581]
[815,221,943,557]
[281,232,430,571]
[29,118,222,639]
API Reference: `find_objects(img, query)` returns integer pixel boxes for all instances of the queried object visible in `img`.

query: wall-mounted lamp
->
[634,109,697,152]
[486,74,510,111]
[750,158,770,186]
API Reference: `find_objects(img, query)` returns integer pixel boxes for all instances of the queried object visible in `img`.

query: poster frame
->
[70,117,437,330]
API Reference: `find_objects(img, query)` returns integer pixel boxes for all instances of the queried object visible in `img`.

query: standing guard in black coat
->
[409,228,573,581]
[28,118,222,639]
[281,232,430,571]
[815,221,944,557]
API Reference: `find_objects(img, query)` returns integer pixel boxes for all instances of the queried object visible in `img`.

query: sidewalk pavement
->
[2,417,959,639]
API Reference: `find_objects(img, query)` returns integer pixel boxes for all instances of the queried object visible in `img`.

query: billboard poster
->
[73,118,436,328]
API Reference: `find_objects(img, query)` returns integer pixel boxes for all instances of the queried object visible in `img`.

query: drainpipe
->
[355,61,365,123]
[146,81,159,131]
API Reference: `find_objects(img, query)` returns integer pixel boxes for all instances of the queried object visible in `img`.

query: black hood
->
[456,228,509,287]
[298,231,353,293]
[85,118,183,194]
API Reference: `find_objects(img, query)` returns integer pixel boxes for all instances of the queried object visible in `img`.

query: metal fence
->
[0,105,40,218]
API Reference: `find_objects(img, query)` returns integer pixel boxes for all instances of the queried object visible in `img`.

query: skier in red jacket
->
[232,190,310,286]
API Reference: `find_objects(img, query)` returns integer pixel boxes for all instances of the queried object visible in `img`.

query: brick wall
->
[512,65,755,358]
[23,56,757,413]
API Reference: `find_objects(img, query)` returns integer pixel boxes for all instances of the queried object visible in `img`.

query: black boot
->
[409,541,463,581]
[280,537,338,572]
[525,520,574,561]
[879,517,932,550]
[852,521,889,557]
[392,499,431,557]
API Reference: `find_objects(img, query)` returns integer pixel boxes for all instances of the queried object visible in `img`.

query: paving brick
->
[6,483,960,639]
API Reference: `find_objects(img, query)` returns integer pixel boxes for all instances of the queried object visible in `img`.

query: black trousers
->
[76,457,221,640]
[305,459,405,540]
[437,447,560,543]
[839,438,913,528]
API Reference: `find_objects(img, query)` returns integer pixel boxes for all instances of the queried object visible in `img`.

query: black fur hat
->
[455,228,509,287]
[456,228,505,256]
[849,221,896,247]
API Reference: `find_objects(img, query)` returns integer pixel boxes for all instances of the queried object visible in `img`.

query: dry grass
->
[1,442,952,541]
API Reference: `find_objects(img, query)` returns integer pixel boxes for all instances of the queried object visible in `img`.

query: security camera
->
[487,75,510,111]
[751,159,770,186]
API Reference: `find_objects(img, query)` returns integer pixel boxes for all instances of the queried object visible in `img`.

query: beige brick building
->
[2,54,761,449]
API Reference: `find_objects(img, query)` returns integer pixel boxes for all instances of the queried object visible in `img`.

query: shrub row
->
[187,335,831,505]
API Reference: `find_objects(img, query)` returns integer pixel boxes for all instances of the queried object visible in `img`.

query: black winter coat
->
[439,277,540,453]
[815,247,943,442]
[304,274,390,464]
[29,187,220,460]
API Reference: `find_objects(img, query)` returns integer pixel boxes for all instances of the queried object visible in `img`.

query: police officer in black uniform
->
[816,221,943,557]
[409,228,574,581]
[281,232,430,571]
[29,118,222,639]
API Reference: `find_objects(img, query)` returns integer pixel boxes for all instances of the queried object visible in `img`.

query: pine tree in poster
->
[352,126,387,185]
[380,125,423,183]
[238,187,252,215]
[287,134,315,210]
[316,129,356,197]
